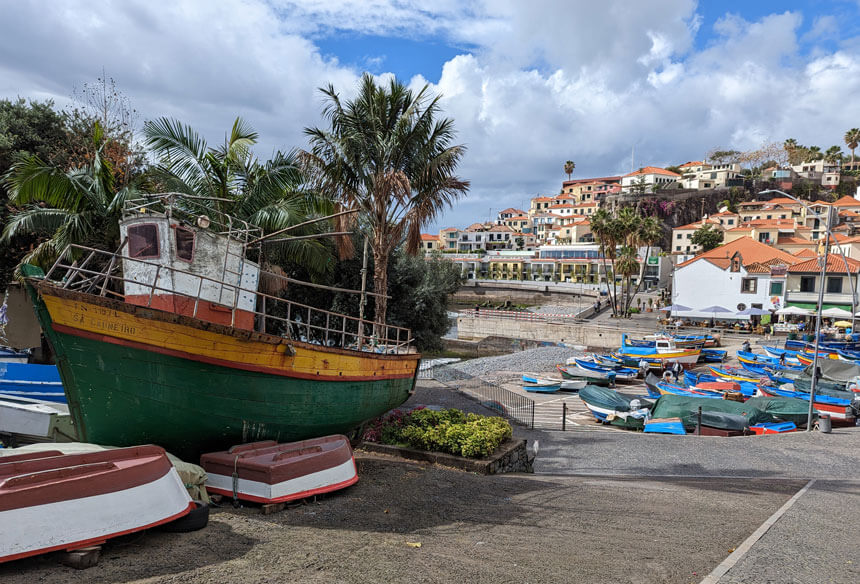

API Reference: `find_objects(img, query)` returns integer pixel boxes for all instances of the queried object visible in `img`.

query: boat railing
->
[43,245,414,354]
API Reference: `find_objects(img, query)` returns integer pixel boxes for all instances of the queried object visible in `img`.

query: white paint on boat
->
[0,468,192,561]
[206,458,358,503]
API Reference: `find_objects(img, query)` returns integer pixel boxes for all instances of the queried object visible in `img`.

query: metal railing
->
[425,364,535,427]
[43,244,414,354]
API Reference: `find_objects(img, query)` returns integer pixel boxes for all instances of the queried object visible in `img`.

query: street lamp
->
[758,189,858,431]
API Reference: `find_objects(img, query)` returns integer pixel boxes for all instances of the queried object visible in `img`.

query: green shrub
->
[365,408,512,458]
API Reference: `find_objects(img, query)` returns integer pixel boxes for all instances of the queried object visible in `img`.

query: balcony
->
[785,290,856,305]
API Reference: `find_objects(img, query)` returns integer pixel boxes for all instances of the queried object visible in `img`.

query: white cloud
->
[1,1,859,231]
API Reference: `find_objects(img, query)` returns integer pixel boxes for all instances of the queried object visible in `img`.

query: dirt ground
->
[1,454,802,584]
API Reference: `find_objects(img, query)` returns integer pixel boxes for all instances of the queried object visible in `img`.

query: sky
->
[2,1,860,231]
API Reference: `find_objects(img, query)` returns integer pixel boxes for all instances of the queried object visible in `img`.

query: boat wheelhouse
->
[23,194,421,460]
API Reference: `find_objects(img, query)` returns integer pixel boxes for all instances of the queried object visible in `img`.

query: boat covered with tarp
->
[579,385,651,429]
[744,396,816,427]
[649,394,775,432]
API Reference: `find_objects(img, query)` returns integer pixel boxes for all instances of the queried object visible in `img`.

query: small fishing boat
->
[0,348,30,364]
[0,394,76,443]
[616,334,700,366]
[573,359,637,382]
[644,417,686,434]
[745,396,812,426]
[749,422,797,434]
[683,370,757,397]
[707,366,762,384]
[762,346,803,365]
[655,381,724,399]
[557,364,615,386]
[0,446,194,563]
[737,350,804,370]
[578,384,651,429]
[757,385,855,421]
[522,378,562,393]
[0,363,65,404]
[698,349,727,363]
[201,437,358,504]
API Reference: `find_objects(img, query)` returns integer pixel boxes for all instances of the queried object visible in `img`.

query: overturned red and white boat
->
[0,445,194,563]
[201,436,358,504]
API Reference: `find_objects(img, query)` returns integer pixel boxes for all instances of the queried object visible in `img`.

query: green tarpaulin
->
[650,395,774,430]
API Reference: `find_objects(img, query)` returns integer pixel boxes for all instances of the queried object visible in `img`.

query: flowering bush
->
[362,407,512,458]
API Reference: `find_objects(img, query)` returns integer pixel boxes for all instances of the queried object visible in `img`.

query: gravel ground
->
[0,459,803,584]
[446,346,581,379]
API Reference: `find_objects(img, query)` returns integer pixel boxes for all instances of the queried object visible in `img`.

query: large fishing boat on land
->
[615,334,700,367]
[22,195,420,460]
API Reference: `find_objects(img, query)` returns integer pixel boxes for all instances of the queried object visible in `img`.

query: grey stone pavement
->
[408,380,860,583]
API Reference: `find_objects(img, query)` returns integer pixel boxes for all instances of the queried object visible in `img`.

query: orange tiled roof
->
[506,215,530,221]
[420,234,438,241]
[788,253,860,274]
[441,227,458,232]
[623,166,681,178]
[794,248,817,258]
[674,220,719,231]
[488,225,513,232]
[465,223,485,231]
[832,196,860,207]
[776,235,812,245]
[676,236,798,270]
[710,211,738,217]
[548,203,573,209]
[532,196,555,202]
[678,161,705,168]
[499,207,526,215]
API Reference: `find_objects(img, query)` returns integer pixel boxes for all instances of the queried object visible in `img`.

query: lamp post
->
[758,189,855,431]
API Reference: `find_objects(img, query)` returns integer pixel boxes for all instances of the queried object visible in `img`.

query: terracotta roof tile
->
[420,234,438,241]
[678,161,705,168]
[675,236,798,270]
[832,196,860,207]
[794,248,817,258]
[788,253,860,274]
[623,166,681,178]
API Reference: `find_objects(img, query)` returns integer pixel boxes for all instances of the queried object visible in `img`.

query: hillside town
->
[423,149,860,324]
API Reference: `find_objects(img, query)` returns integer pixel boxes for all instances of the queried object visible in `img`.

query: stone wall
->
[359,439,533,475]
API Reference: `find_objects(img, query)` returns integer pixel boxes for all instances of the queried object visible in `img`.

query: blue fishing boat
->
[0,363,65,403]
[0,348,30,364]
[698,349,727,363]
[573,359,637,382]
[644,418,686,434]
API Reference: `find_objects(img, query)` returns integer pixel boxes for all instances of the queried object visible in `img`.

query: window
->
[174,227,195,261]
[766,215,772,220]
[800,276,816,292]
[686,234,691,239]
[676,246,681,251]
[741,278,757,293]
[128,224,160,259]
[826,277,843,294]
[727,219,734,225]
[770,281,783,295]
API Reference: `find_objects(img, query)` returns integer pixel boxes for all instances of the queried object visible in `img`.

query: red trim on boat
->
[51,323,415,382]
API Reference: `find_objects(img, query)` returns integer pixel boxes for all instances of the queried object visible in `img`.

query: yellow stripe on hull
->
[42,293,417,380]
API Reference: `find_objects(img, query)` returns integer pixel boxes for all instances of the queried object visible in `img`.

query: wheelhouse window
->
[128,224,160,259]
[175,227,195,262]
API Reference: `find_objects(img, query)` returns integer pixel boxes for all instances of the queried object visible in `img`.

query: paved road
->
[409,380,860,583]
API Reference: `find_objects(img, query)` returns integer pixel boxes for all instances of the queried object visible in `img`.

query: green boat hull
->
[47,330,416,460]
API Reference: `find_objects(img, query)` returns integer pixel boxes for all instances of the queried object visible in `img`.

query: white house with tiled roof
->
[672,237,799,319]
[496,208,526,224]
[529,196,556,215]
[502,214,531,232]
[671,218,722,254]
[785,253,860,310]
[420,233,442,252]
[621,166,681,193]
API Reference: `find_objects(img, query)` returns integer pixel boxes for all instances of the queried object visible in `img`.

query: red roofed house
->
[672,237,799,318]
[676,162,743,190]
[621,166,681,193]
[496,208,527,224]
[785,253,860,311]
[420,233,441,252]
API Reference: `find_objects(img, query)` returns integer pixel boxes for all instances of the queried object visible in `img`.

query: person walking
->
[671,360,683,383]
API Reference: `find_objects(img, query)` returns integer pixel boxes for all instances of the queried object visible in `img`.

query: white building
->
[672,237,798,319]
[621,166,681,193]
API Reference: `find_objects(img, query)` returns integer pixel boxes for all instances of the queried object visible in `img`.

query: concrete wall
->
[454,280,602,305]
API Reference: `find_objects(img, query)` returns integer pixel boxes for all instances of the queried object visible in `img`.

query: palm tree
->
[804,146,823,162]
[845,129,860,165]
[824,145,843,167]
[302,74,469,328]
[143,116,332,277]
[627,215,663,315]
[564,160,575,181]
[783,138,799,165]
[1,122,143,271]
